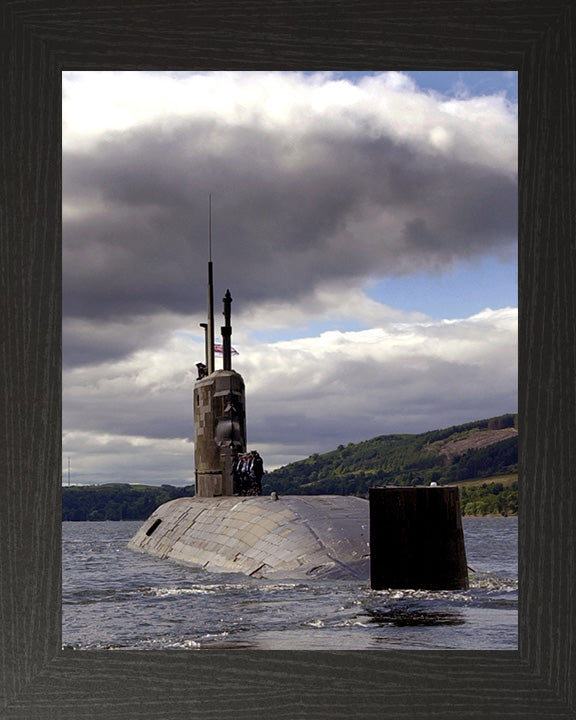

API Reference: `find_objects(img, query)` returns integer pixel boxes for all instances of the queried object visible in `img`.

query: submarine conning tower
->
[193,261,247,497]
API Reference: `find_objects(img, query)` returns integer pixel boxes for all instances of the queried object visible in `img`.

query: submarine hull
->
[128,495,370,580]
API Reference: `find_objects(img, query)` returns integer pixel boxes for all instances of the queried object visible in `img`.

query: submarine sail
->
[193,252,247,497]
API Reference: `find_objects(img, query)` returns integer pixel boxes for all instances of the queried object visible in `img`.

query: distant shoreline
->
[462,512,517,518]
[62,478,517,521]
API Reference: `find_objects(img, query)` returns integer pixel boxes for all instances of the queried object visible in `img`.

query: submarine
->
[128,249,469,589]
[128,254,371,580]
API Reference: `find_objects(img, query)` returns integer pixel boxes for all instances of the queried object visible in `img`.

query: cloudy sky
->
[62,70,518,486]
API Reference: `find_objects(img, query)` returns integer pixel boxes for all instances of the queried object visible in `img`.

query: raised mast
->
[222,289,233,371]
[206,195,215,374]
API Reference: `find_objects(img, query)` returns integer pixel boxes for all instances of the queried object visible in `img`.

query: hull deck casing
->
[128,495,370,580]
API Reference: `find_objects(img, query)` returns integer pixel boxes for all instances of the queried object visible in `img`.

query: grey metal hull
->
[128,495,370,580]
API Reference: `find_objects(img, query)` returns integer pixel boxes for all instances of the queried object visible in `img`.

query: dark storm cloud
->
[63,117,516,328]
[63,121,361,320]
[62,314,185,368]
[63,326,137,367]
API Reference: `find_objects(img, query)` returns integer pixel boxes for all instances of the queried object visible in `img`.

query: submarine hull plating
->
[128,495,370,580]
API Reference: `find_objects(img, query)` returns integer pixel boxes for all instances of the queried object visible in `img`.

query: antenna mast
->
[207,194,215,374]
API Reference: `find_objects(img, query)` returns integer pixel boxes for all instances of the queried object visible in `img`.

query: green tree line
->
[62,479,517,519]
[460,481,518,516]
[62,483,194,521]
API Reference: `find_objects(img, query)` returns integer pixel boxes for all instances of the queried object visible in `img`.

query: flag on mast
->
[214,343,239,357]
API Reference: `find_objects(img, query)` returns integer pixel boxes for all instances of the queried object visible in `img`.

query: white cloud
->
[63,431,194,485]
[63,71,517,173]
[235,283,427,338]
[63,301,517,480]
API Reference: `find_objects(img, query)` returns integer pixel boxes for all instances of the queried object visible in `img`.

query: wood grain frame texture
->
[0,0,574,717]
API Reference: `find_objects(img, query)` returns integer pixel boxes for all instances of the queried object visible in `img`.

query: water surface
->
[63,516,517,650]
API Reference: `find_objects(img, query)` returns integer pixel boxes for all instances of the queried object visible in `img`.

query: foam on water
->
[63,517,518,650]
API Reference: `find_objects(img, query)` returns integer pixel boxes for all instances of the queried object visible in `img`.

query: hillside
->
[62,414,518,520]
[262,413,518,497]
[62,483,195,521]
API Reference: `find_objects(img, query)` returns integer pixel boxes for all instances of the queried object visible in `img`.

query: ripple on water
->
[62,518,518,650]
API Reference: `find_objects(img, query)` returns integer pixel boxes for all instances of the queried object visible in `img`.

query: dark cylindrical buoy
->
[369,486,469,591]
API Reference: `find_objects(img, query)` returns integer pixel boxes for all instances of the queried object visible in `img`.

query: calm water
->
[62,516,517,650]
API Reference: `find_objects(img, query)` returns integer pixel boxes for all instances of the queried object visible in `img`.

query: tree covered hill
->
[62,414,518,520]
[262,413,518,497]
[62,483,194,521]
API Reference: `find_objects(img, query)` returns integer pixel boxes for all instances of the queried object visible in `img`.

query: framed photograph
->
[2,1,574,717]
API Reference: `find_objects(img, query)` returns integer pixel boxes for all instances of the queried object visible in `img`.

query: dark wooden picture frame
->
[1,1,574,717]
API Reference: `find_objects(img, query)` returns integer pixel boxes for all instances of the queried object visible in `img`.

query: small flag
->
[214,343,239,357]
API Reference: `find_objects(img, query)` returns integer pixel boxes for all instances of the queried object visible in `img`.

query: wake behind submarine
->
[129,255,468,589]
[128,256,371,580]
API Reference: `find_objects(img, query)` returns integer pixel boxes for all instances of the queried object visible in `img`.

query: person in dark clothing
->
[244,453,257,496]
[248,450,264,496]
[235,453,250,496]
